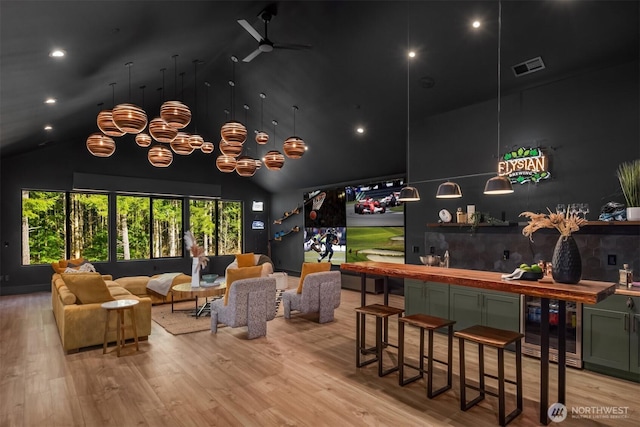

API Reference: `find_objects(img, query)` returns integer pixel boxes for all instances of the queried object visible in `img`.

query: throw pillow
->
[235,253,255,268]
[297,262,332,293]
[61,272,115,304]
[224,265,263,305]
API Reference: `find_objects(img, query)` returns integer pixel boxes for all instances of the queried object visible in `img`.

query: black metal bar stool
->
[454,325,524,426]
[398,314,456,398]
[354,304,404,377]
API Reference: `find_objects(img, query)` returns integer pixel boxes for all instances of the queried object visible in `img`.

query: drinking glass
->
[569,203,579,217]
[580,203,589,220]
[556,204,566,216]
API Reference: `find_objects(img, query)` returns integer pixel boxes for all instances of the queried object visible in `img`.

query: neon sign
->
[498,147,550,184]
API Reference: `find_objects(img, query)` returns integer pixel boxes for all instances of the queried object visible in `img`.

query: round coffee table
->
[171,280,226,317]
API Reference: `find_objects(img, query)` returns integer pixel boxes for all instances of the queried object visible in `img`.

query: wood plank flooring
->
[1,288,639,426]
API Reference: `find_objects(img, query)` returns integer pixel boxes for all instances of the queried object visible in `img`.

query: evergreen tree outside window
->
[21,190,66,265]
[68,193,109,261]
[189,199,217,256]
[152,198,182,258]
[116,195,150,260]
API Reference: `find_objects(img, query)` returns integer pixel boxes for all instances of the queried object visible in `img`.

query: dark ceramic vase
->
[552,235,582,284]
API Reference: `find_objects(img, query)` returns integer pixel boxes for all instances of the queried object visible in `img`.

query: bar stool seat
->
[354,304,404,377]
[454,325,524,426]
[398,314,455,398]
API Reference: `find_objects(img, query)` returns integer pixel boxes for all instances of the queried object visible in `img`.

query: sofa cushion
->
[57,284,77,305]
[61,272,115,304]
[225,265,263,305]
[108,286,133,298]
[235,253,255,268]
[297,262,332,293]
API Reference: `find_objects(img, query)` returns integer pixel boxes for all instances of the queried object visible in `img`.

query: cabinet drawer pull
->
[624,314,629,331]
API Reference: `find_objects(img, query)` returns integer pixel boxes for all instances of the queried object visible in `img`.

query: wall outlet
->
[430,246,436,254]
[412,245,420,253]
[608,254,617,265]
[503,250,510,260]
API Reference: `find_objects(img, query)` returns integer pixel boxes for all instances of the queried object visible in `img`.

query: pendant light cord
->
[172,55,178,100]
[406,3,411,185]
[497,0,502,158]
[109,82,116,107]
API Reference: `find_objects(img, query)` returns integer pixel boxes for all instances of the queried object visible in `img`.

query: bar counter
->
[340,261,617,425]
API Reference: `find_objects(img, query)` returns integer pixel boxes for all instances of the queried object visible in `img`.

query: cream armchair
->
[282,271,341,324]
[210,277,277,339]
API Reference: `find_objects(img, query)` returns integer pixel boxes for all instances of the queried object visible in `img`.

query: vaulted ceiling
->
[1,1,638,192]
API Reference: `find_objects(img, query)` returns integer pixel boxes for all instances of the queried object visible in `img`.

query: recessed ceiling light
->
[472,20,481,29]
[408,51,416,58]
[44,125,53,131]
[45,98,56,104]
[49,49,65,58]
[356,127,365,134]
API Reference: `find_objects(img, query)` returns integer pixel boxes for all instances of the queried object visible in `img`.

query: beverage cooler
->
[521,296,582,368]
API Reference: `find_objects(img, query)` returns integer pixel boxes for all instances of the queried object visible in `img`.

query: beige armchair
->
[282,271,341,323]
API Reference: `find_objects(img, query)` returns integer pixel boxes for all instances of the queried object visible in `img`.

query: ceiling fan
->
[237,5,311,63]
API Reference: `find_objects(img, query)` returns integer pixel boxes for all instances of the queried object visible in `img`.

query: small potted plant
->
[617,159,640,221]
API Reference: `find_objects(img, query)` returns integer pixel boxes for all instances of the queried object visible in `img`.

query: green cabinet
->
[449,285,520,332]
[583,295,640,380]
[404,281,519,333]
[403,279,449,319]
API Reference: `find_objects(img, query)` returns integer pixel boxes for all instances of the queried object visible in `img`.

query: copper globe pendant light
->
[148,144,173,167]
[97,83,125,137]
[264,119,285,170]
[149,69,178,143]
[219,139,243,157]
[283,105,307,159]
[201,141,214,153]
[236,104,257,177]
[86,132,116,157]
[255,93,269,144]
[220,56,247,146]
[171,132,194,155]
[112,62,148,134]
[216,153,237,173]
[160,55,191,130]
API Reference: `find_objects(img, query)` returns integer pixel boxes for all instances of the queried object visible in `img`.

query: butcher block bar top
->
[340,261,617,305]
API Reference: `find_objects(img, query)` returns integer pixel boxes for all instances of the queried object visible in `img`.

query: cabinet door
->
[450,287,482,331]
[404,280,425,316]
[583,307,630,371]
[631,314,640,374]
[426,282,449,320]
[482,293,520,333]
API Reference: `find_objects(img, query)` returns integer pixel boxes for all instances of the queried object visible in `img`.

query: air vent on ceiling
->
[512,56,545,77]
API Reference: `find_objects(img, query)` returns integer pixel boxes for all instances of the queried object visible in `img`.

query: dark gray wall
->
[0,135,271,294]
[268,191,305,274]
[405,60,640,265]
[270,60,639,274]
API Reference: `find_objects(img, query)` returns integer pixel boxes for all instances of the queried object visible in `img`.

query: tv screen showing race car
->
[345,179,405,227]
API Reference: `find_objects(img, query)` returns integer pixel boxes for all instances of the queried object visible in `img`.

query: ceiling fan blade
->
[273,43,312,50]
[237,19,263,42]
[242,48,263,63]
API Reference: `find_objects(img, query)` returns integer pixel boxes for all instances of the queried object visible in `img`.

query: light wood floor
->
[1,288,639,427]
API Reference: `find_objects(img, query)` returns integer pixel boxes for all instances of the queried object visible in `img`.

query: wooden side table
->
[102,299,139,356]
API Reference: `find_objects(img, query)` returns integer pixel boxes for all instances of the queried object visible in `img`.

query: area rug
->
[152,301,212,335]
[152,278,297,335]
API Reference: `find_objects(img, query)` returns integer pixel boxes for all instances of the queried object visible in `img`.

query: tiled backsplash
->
[424,224,639,283]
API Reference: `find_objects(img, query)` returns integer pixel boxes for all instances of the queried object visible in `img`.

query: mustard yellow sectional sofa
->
[51,273,152,354]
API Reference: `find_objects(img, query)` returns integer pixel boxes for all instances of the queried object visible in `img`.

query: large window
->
[189,199,217,256]
[218,200,242,255]
[69,192,109,261]
[21,190,66,265]
[22,190,241,264]
[116,195,150,260]
[152,198,183,258]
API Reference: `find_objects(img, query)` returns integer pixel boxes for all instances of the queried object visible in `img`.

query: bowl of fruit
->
[518,263,544,280]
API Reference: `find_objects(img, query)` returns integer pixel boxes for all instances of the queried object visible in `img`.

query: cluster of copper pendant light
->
[87,55,308,174]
